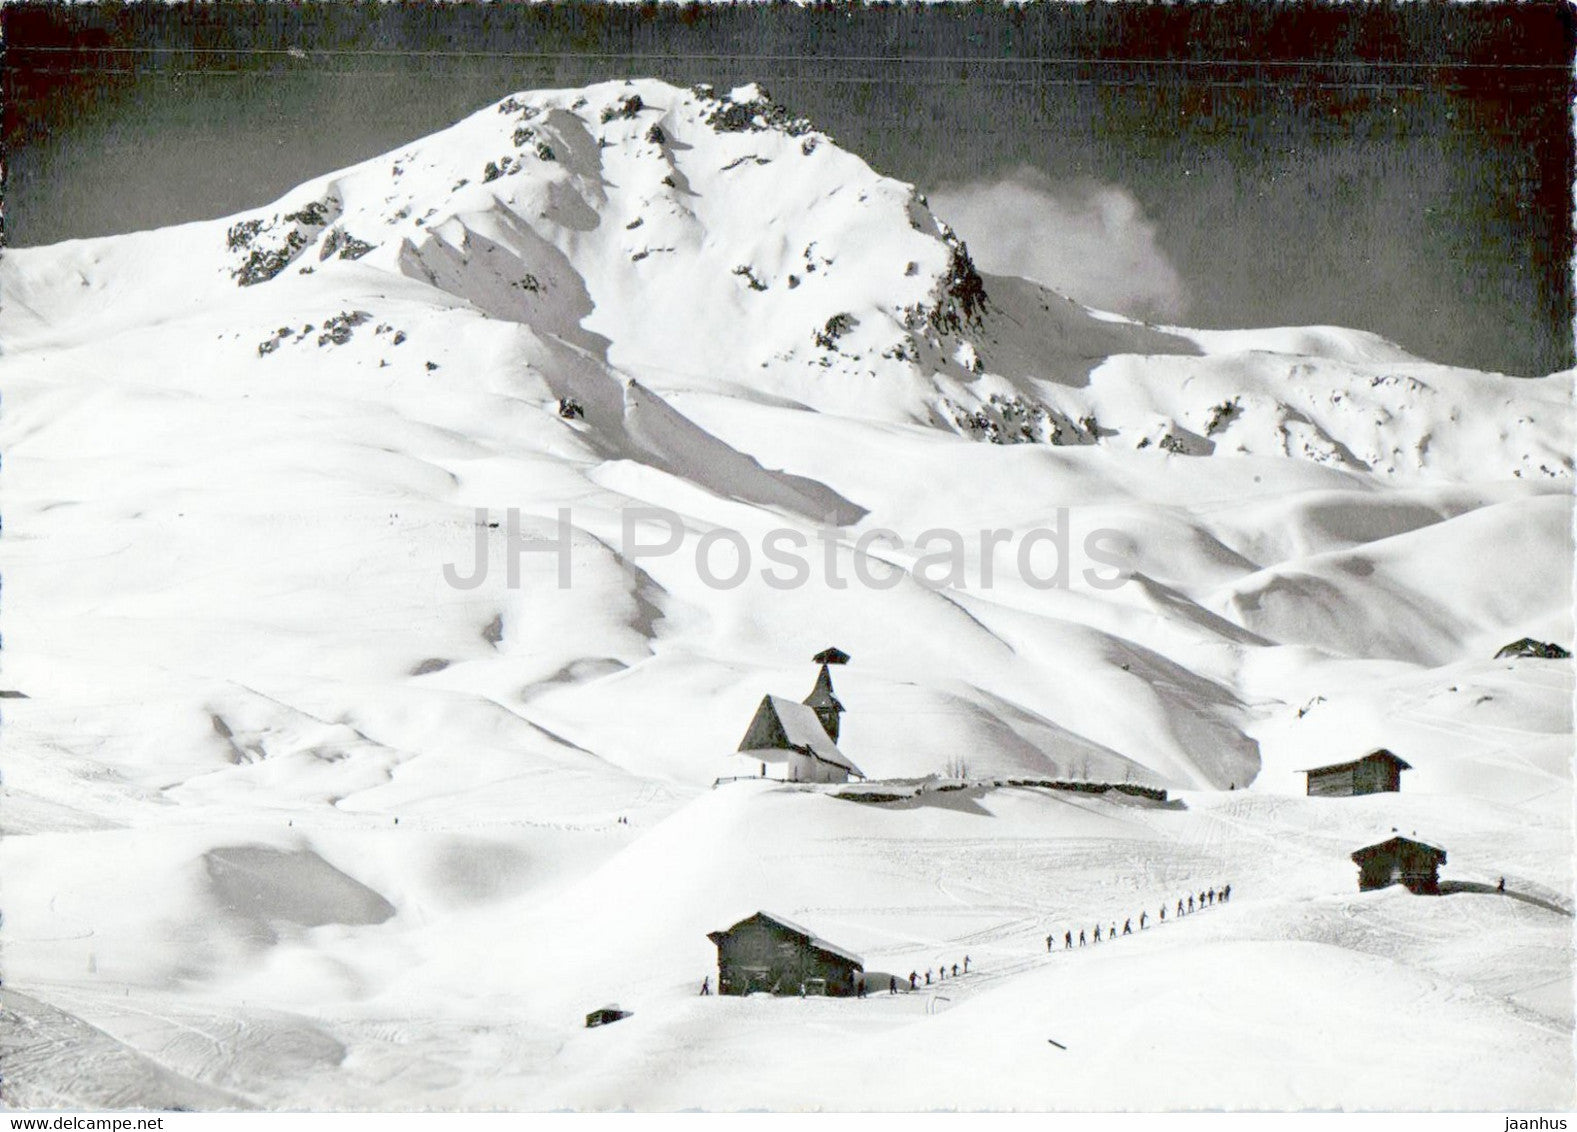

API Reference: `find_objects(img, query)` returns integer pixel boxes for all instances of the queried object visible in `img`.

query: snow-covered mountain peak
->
[2,76,1570,489]
[214,78,987,393]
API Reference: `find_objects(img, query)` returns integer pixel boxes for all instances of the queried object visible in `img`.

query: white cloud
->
[929,169,1189,324]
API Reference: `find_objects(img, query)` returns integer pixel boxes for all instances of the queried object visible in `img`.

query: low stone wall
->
[1000,778,1170,803]
[830,777,1169,805]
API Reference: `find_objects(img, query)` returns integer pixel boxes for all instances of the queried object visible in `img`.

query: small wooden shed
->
[585,1004,631,1028]
[707,911,864,997]
[1351,835,1446,894]
[1301,749,1411,797]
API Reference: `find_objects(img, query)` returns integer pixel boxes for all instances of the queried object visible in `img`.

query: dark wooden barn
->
[707,911,864,997]
[1351,835,1446,894]
[1301,749,1411,797]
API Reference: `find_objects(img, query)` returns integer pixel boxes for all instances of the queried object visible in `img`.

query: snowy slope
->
[0,78,1570,1110]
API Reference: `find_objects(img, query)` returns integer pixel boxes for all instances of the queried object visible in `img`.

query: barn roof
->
[708,911,865,969]
[813,647,850,665]
[1300,748,1412,776]
[1350,834,1447,863]
[737,695,862,776]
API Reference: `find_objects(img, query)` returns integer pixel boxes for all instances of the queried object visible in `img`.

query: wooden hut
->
[707,911,864,997]
[737,695,863,783]
[1350,835,1446,894]
[585,1005,631,1027]
[1301,749,1411,797]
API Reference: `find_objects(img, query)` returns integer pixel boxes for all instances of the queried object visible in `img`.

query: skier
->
[926,969,932,985]
[1208,888,1215,905]
[1122,918,1132,936]
[1109,922,1117,941]
[1159,905,1166,922]
[1222,883,1231,902]
[1078,929,1086,947]
[1047,934,1054,953]
[1187,895,1194,913]
[701,976,711,996]
[951,963,959,978]
[1093,924,1102,943]
[1064,930,1073,950]
[1177,899,1185,917]
[1140,911,1148,930]
[964,955,971,973]
[890,976,898,995]
[800,982,807,998]
[1198,890,1206,908]
[1497,877,1506,893]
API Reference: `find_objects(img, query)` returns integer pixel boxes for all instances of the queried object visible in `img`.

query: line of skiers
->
[699,883,1238,1000]
[857,957,976,996]
[1046,883,1232,952]
[840,958,980,997]
[906,954,971,990]
[701,956,975,998]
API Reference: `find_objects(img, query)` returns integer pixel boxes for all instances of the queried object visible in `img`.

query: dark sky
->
[5,2,1573,376]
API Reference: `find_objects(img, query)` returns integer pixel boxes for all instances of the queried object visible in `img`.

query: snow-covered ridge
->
[5,78,1568,483]
[0,73,1568,794]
